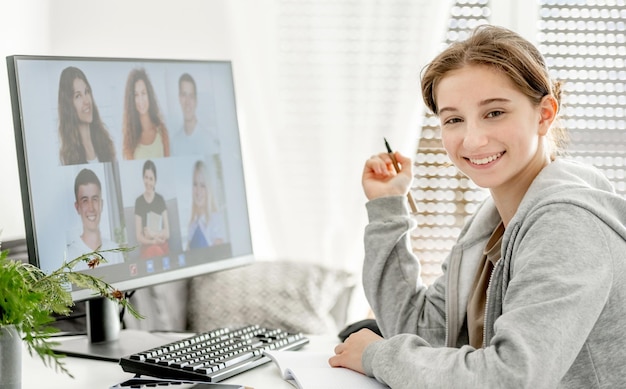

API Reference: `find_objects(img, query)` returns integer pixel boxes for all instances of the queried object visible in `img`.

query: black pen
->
[384,138,418,214]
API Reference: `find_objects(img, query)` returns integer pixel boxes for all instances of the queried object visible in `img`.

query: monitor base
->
[52,329,185,362]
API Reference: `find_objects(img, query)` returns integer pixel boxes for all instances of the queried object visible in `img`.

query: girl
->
[134,160,170,258]
[58,66,116,165]
[330,25,626,388]
[122,68,171,160]
[187,160,225,249]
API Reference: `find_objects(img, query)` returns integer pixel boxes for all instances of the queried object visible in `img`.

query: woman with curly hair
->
[57,66,116,165]
[122,68,170,160]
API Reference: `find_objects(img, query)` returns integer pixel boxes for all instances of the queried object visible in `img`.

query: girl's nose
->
[462,121,489,151]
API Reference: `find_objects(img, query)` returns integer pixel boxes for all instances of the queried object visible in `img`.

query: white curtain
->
[224,0,452,274]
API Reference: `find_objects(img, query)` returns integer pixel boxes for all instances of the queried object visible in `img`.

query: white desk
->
[21,334,339,389]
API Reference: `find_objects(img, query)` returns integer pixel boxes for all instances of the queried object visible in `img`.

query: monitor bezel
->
[6,54,255,302]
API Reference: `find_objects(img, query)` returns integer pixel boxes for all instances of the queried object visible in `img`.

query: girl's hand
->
[362,151,414,200]
[328,328,383,374]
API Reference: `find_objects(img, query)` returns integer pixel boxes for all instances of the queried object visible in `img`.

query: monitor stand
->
[52,296,178,362]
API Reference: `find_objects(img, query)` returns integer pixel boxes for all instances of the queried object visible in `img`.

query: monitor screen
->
[6,55,253,307]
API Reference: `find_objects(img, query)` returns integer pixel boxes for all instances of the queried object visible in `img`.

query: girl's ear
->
[538,95,558,136]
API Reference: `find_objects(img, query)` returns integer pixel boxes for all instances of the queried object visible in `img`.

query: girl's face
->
[192,169,207,208]
[72,78,93,125]
[143,168,156,194]
[436,65,555,192]
[134,79,150,115]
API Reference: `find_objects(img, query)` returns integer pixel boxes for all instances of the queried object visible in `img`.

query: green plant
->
[0,247,142,377]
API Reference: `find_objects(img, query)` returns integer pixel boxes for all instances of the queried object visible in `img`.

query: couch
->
[123,260,357,336]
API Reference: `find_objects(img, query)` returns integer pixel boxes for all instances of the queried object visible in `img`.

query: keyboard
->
[119,325,309,382]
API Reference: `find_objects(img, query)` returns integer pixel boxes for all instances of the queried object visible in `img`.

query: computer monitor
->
[6,55,254,360]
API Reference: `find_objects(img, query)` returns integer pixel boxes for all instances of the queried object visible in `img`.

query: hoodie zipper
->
[482,258,502,348]
[446,248,462,347]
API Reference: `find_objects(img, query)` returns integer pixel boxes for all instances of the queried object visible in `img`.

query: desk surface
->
[22,334,339,389]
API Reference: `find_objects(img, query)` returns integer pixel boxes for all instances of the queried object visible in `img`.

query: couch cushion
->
[187,261,355,335]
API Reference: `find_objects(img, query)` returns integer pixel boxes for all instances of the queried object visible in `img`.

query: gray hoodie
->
[361,159,626,388]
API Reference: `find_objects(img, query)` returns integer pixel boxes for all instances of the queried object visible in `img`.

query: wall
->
[0,1,50,240]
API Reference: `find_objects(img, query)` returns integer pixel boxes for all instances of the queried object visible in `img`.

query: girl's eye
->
[443,117,462,125]
[487,110,504,118]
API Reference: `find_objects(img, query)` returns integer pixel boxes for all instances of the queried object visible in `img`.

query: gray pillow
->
[187,261,355,335]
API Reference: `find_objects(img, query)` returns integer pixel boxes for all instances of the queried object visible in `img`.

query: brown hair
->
[179,73,197,97]
[421,25,567,157]
[74,168,102,201]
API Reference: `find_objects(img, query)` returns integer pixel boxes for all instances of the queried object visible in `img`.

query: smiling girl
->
[330,25,626,388]
[134,159,170,259]
[122,68,171,160]
[58,66,116,165]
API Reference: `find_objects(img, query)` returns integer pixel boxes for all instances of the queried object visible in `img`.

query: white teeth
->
[469,153,502,165]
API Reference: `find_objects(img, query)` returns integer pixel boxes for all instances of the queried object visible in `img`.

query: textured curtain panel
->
[227,0,453,274]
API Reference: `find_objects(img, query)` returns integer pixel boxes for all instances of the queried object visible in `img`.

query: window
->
[539,0,626,195]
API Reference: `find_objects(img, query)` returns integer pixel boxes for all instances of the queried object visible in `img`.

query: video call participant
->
[329,25,626,388]
[66,168,124,271]
[122,68,171,160]
[171,73,220,157]
[187,160,225,250]
[134,160,170,259]
[57,66,116,165]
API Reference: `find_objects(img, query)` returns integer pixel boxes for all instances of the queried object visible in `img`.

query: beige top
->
[134,130,164,159]
[467,221,504,349]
